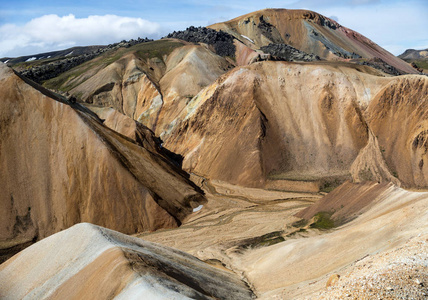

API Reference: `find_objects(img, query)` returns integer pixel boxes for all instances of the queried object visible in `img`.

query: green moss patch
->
[310,212,335,230]
[238,231,285,250]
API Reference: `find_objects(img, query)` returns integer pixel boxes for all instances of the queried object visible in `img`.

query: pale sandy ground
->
[316,234,428,299]
[139,178,428,299]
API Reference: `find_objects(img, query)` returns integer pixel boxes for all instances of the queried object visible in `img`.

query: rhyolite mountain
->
[35,10,427,191]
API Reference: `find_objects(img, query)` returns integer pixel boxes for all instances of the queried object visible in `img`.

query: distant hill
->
[1,38,153,83]
[399,48,428,60]
[0,46,106,65]
[398,48,428,73]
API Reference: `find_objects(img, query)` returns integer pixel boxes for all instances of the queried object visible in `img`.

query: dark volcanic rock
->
[165,26,236,57]
[260,43,320,62]
[354,57,404,76]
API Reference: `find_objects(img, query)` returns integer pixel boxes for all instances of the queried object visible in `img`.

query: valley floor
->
[138,177,428,299]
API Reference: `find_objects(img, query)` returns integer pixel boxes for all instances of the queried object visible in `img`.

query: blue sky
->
[0,0,427,57]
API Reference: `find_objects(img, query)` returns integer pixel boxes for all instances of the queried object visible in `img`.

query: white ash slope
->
[0,223,254,300]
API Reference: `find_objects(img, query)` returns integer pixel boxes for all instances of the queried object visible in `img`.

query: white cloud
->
[0,14,161,57]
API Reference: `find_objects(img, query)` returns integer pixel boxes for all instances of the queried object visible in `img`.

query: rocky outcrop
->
[355,57,404,76]
[165,26,236,57]
[0,62,205,262]
[260,43,320,62]
[0,223,254,299]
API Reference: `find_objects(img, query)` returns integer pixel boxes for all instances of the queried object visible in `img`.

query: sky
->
[0,0,427,58]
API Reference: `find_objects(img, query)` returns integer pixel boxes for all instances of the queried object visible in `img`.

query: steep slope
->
[0,62,205,262]
[209,8,417,74]
[155,45,233,136]
[163,61,396,188]
[365,75,428,187]
[0,223,254,299]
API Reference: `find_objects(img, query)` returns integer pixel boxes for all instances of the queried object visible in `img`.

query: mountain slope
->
[365,76,428,186]
[209,8,417,74]
[0,62,205,262]
[44,40,234,137]
[162,61,413,188]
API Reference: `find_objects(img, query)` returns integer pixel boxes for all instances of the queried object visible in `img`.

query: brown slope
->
[365,75,428,187]
[155,45,233,136]
[209,8,417,74]
[163,61,395,188]
[295,181,393,225]
[0,62,205,262]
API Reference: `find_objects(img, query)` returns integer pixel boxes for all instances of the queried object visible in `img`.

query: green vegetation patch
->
[310,212,335,230]
[291,218,308,228]
[403,59,428,71]
[135,39,186,60]
[238,231,285,250]
[43,57,106,92]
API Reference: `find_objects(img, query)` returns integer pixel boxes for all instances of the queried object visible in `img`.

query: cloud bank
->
[0,14,161,57]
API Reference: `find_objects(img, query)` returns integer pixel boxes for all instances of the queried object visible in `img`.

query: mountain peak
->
[209,8,417,74]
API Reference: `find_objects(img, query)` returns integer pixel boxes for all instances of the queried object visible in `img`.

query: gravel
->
[315,234,428,299]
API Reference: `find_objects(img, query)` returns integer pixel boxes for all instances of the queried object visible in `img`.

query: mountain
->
[0,46,106,65]
[163,61,427,188]
[399,48,428,60]
[1,38,154,83]
[0,62,206,262]
[1,7,428,299]
[37,10,428,192]
[209,9,417,74]
[43,40,234,137]
[399,48,428,73]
